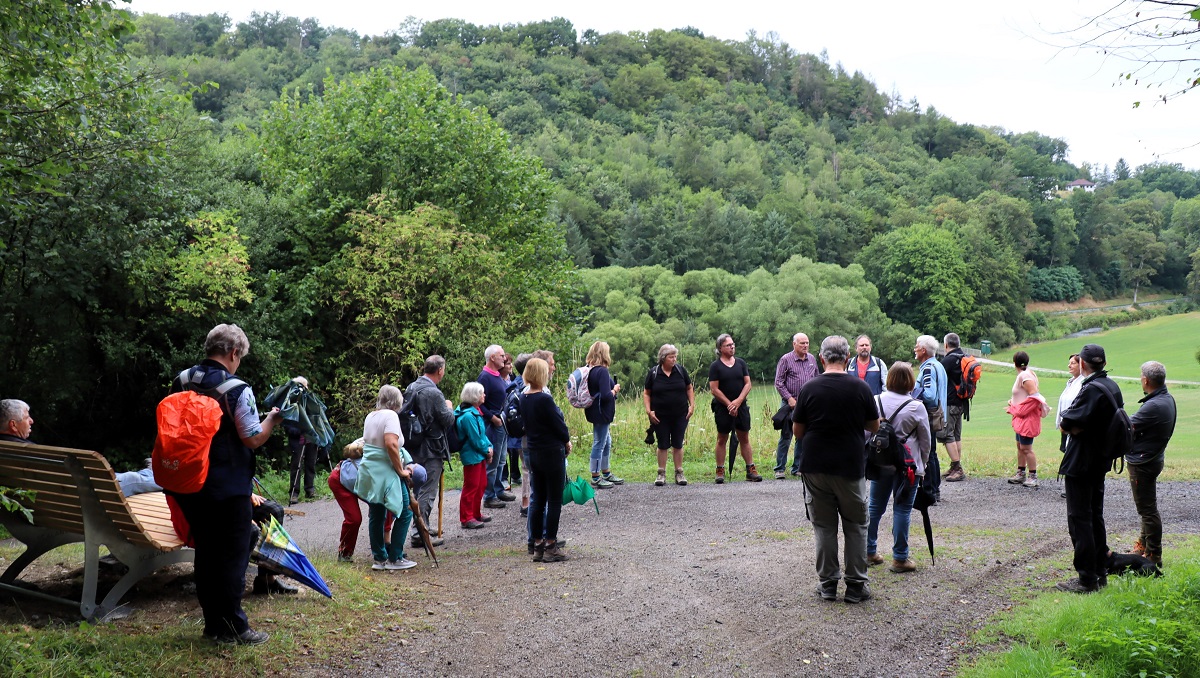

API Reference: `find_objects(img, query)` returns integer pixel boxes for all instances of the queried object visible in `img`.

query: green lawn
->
[993,312,1200,383]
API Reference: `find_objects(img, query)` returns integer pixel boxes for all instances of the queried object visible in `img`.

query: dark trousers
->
[1128,457,1164,557]
[1064,473,1109,586]
[289,436,318,494]
[922,448,941,498]
[528,450,567,543]
[410,457,443,542]
[174,493,253,636]
[507,447,522,482]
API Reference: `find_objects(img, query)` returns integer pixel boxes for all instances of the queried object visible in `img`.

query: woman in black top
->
[644,344,695,486]
[708,333,761,483]
[585,341,622,489]
[520,358,572,562]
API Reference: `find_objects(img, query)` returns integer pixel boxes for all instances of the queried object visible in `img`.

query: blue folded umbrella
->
[252,516,333,598]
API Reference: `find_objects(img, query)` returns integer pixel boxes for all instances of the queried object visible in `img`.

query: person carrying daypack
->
[566,364,595,409]
[938,333,974,482]
[583,341,623,489]
[403,355,458,551]
[158,323,282,646]
[867,362,932,575]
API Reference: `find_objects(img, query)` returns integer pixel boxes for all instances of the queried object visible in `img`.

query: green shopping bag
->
[563,475,599,514]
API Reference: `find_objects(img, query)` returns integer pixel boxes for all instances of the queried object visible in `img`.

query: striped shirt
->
[775,351,820,401]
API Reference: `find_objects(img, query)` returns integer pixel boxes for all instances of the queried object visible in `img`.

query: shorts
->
[653,416,688,450]
[1015,432,1035,445]
[712,404,751,434]
[935,405,963,443]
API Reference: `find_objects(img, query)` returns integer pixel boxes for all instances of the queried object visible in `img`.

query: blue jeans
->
[367,485,411,563]
[589,422,611,474]
[867,471,917,561]
[484,423,508,499]
[774,400,800,474]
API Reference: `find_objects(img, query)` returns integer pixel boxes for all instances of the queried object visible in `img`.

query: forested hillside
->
[4,5,1200,464]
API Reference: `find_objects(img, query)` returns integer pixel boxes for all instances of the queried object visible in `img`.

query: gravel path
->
[288,474,1200,677]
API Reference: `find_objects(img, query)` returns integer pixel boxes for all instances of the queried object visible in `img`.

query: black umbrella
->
[912,483,937,565]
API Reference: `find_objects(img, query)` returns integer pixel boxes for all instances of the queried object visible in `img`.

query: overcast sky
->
[126,0,1200,171]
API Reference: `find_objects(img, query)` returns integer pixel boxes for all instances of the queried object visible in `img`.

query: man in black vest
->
[168,324,281,644]
[1056,343,1122,593]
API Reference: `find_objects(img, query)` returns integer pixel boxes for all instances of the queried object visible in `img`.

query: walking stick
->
[437,472,444,538]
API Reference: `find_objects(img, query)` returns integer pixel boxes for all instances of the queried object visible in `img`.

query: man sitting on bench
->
[0,399,34,444]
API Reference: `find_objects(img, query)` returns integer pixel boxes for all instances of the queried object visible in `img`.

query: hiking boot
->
[288,490,300,505]
[867,553,885,566]
[1007,470,1026,484]
[1131,539,1146,556]
[520,507,529,518]
[252,575,297,595]
[746,464,763,482]
[1022,476,1039,488]
[1055,578,1098,594]
[816,582,838,601]
[602,472,625,485]
[305,488,316,499]
[209,628,270,646]
[532,543,545,562]
[478,515,492,523]
[462,520,485,530]
[843,584,872,604]
[542,542,569,562]
[775,470,786,480]
[484,498,507,509]
[714,466,725,484]
[675,469,688,486]
[1146,553,1162,567]
[890,559,917,573]
[591,475,614,489]
[510,475,523,486]
[655,469,666,486]
[944,465,966,482]
[498,490,517,502]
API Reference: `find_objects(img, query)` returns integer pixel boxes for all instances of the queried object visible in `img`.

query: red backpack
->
[956,354,983,401]
[151,370,245,494]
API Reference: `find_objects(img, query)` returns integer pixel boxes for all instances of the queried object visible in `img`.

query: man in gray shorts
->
[938,333,967,482]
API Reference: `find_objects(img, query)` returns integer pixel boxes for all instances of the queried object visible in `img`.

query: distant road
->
[1042,297,1178,316]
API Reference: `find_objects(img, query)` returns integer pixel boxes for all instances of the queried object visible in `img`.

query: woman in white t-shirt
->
[353,385,416,571]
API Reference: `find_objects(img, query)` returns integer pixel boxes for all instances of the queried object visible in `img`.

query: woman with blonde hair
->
[585,341,622,489]
[353,385,416,571]
[521,358,573,562]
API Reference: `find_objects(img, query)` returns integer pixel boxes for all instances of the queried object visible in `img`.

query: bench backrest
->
[0,441,184,551]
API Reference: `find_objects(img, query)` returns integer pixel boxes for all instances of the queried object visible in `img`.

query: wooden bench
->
[0,441,194,621]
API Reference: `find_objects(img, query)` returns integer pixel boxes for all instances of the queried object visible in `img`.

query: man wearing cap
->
[1056,344,1123,593]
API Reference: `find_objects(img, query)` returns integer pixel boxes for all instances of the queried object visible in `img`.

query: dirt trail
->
[288,475,1200,677]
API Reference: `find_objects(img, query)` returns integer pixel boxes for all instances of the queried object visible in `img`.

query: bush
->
[1028,266,1084,302]
[987,321,1017,348]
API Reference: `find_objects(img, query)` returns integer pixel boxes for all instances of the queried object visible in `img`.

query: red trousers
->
[329,466,362,558]
[460,462,486,524]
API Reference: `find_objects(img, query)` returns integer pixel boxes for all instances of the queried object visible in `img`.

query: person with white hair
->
[0,399,33,443]
[1126,360,1176,566]
[354,384,417,572]
[478,344,516,508]
[773,332,819,479]
[911,334,948,502]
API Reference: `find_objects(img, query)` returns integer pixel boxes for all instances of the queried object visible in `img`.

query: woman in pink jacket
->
[1005,351,1049,488]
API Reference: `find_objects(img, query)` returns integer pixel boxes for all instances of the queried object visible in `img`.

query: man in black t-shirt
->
[708,334,762,483]
[792,335,880,604]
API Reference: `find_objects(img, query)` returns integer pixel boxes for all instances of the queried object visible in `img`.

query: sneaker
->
[498,491,517,502]
[520,507,529,518]
[591,476,614,489]
[867,553,885,566]
[745,464,763,482]
[602,472,625,485]
[484,498,507,509]
[675,469,688,486]
[1023,476,1039,488]
[714,466,725,485]
[371,561,388,570]
[816,583,838,601]
[944,465,966,482]
[843,584,872,604]
[543,543,569,562]
[209,628,270,646]
[655,470,666,486]
[511,476,523,486]
[385,558,417,571]
[1056,578,1098,593]
[1007,470,1026,485]
[889,559,917,573]
[775,470,786,480]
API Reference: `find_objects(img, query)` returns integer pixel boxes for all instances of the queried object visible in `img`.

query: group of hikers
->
[0,322,1178,641]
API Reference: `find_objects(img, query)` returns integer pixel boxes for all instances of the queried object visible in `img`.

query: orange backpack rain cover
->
[152,390,224,494]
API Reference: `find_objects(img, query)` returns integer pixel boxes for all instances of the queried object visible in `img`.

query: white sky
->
[127,0,1200,171]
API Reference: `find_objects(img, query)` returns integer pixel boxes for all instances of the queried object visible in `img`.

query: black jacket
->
[1127,387,1176,466]
[1058,370,1123,477]
[942,348,965,407]
[405,376,456,463]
